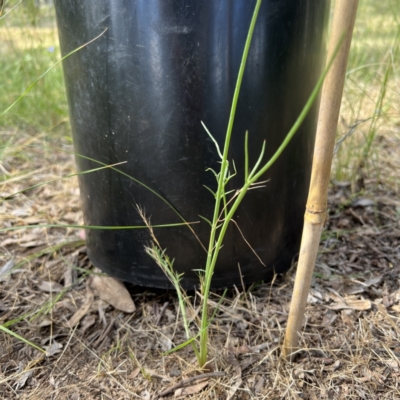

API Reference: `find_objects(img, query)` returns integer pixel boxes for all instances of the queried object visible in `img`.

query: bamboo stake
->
[282,0,359,359]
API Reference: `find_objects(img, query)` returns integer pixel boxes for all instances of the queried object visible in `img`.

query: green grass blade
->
[162,336,197,355]
[1,222,197,233]
[203,185,216,198]
[0,28,108,118]
[0,0,22,20]
[244,131,249,183]
[198,215,213,227]
[12,240,84,270]
[0,324,45,353]
[248,140,266,180]
[201,121,223,160]
[2,161,127,198]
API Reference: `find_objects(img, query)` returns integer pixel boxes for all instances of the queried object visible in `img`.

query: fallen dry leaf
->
[294,368,306,379]
[352,198,375,207]
[0,259,14,281]
[254,376,265,393]
[159,334,172,352]
[19,240,47,247]
[63,265,74,288]
[79,314,96,335]
[1,234,37,246]
[45,341,63,357]
[391,304,400,313]
[346,298,372,311]
[384,360,399,371]
[127,368,141,380]
[38,280,64,293]
[34,317,53,328]
[13,370,33,390]
[65,281,94,328]
[321,311,338,326]
[90,271,135,313]
[23,216,46,224]
[364,275,384,287]
[140,391,151,400]
[307,293,322,304]
[62,211,80,223]
[10,207,31,217]
[347,275,384,295]
[323,360,341,372]
[228,344,252,355]
[359,368,374,382]
[174,380,209,397]
[328,297,371,311]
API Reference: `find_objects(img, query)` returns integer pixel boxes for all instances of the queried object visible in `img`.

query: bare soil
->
[1,129,400,399]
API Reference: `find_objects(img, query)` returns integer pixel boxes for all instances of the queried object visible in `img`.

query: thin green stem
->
[0,325,45,353]
[0,222,194,233]
[4,162,127,198]
[244,131,249,183]
[199,0,262,367]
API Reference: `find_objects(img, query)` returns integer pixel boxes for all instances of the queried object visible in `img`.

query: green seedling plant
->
[142,0,341,367]
[1,0,340,368]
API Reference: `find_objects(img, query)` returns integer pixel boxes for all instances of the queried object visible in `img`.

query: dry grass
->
[1,130,400,399]
[0,27,58,53]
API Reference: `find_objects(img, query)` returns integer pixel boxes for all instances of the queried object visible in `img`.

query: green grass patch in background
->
[335,0,400,185]
[0,1,68,135]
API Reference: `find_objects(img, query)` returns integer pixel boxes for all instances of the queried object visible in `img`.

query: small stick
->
[155,301,169,326]
[159,371,226,397]
[282,0,359,359]
[93,316,117,348]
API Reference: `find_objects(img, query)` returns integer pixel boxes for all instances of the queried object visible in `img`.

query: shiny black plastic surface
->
[55,0,330,288]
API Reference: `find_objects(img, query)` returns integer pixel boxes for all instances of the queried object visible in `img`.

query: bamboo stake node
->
[304,208,327,225]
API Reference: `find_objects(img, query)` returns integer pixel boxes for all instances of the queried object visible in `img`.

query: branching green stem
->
[198,4,342,367]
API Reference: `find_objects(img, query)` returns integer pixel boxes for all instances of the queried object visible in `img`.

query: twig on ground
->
[93,316,117,348]
[158,371,226,397]
[155,302,169,327]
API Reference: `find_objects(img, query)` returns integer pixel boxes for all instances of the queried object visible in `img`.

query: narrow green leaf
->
[0,325,45,353]
[244,131,249,183]
[203,185,216,197]
[199,215,213,227]
[201,121,223,160]
[1,222,197,233]
[205,167,220,179]
[3,162,127,198]
[248,140,266,180]
[162,336,196,355]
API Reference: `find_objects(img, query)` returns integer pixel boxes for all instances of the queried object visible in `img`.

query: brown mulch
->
[1,130,400,399]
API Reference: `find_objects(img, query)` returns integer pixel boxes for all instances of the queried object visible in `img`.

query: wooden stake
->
[282,0,359,359]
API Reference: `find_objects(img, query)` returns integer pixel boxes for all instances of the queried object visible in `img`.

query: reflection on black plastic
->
[55,0,330,288]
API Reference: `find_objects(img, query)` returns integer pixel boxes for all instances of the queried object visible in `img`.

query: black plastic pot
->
[55,0,330,289]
